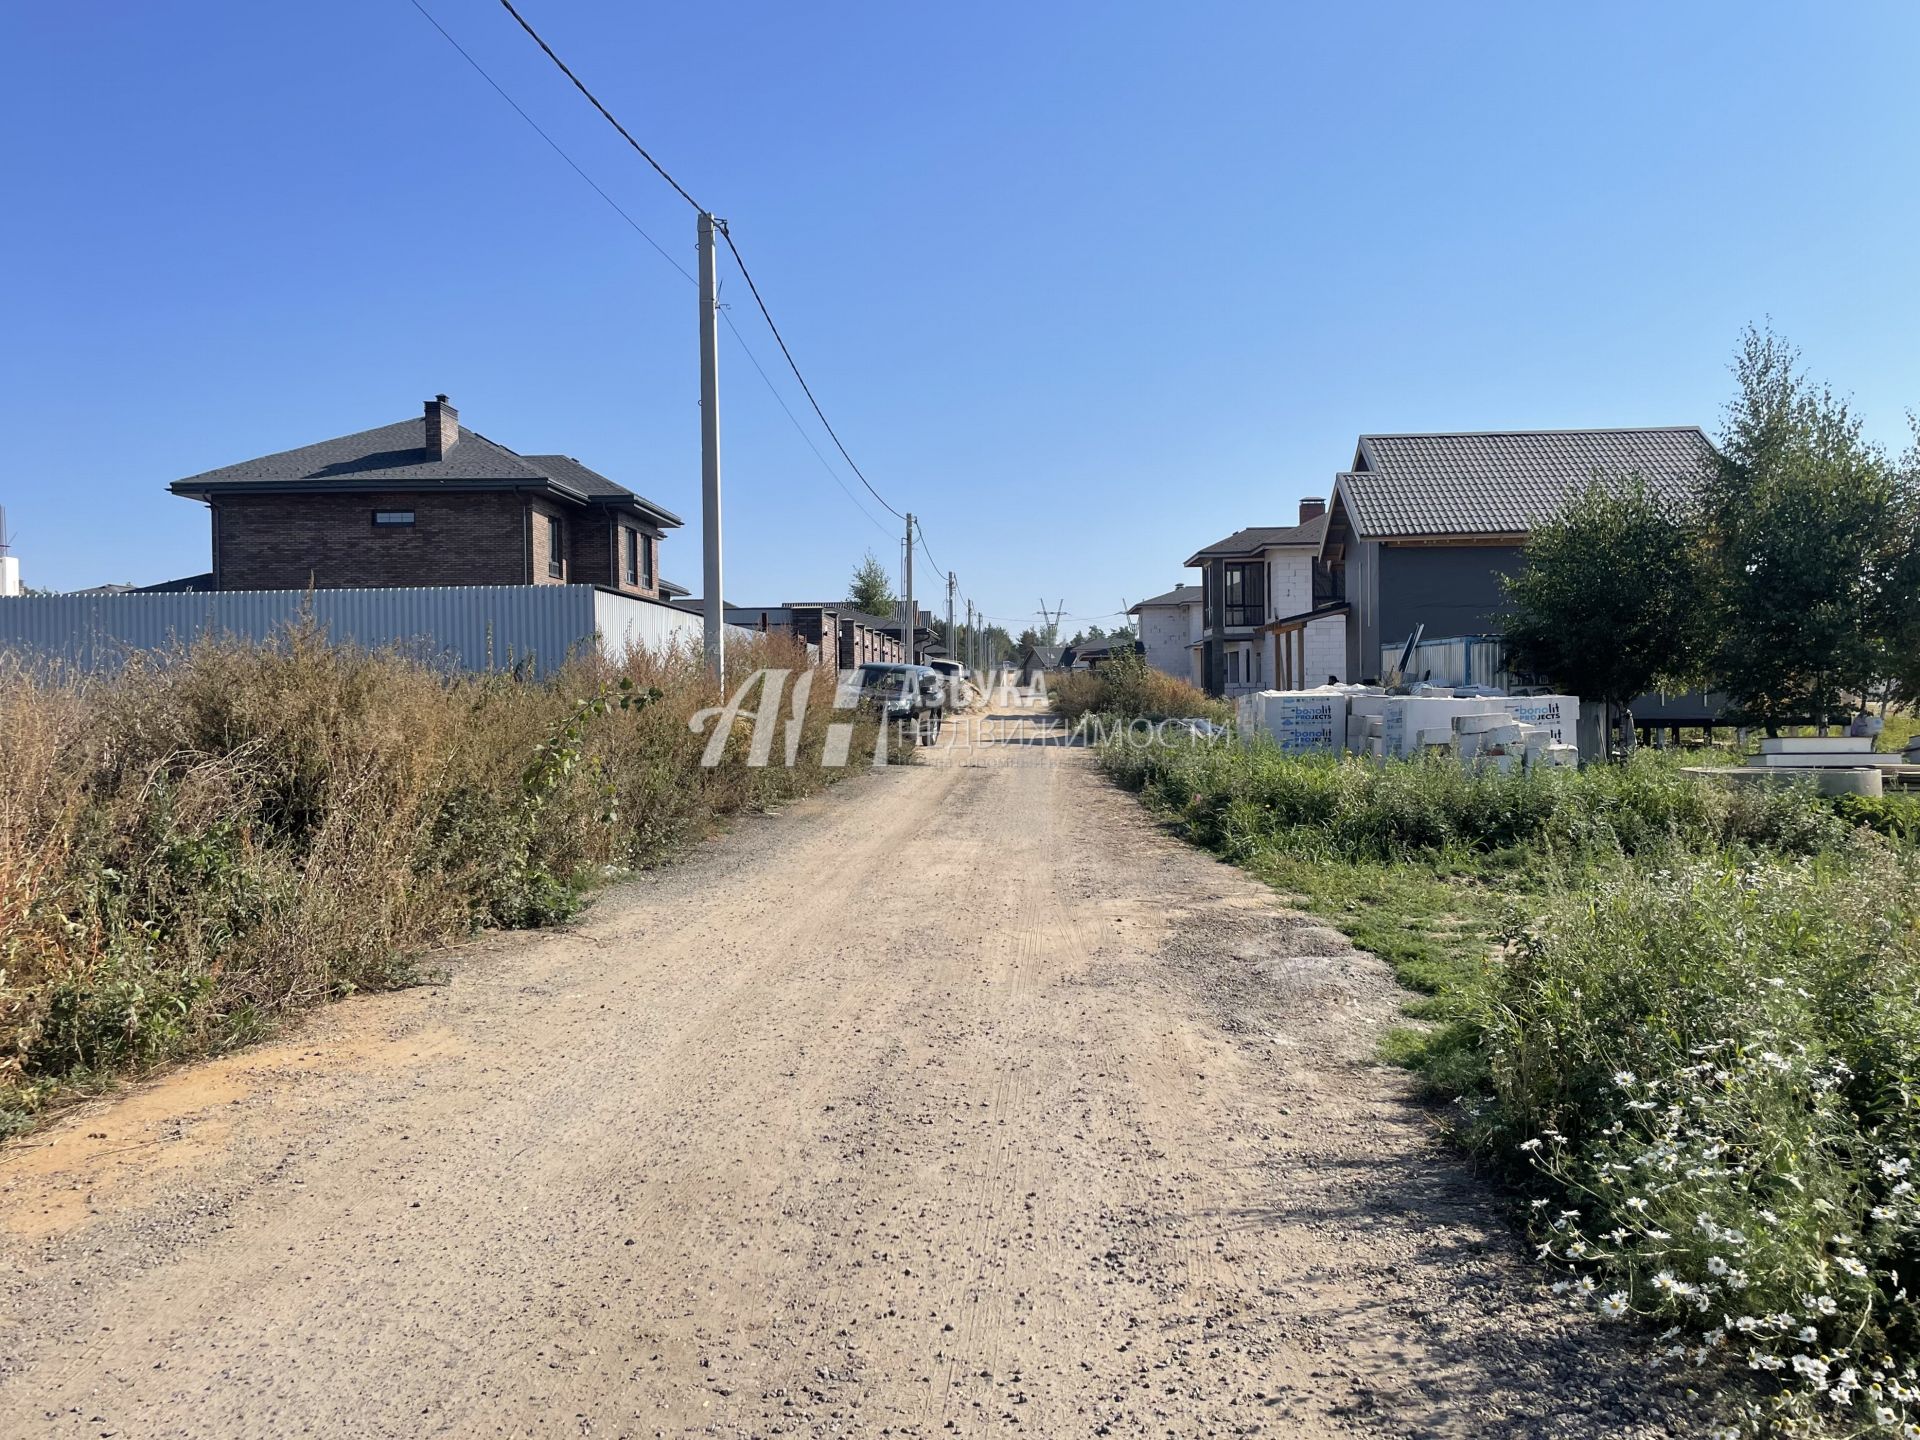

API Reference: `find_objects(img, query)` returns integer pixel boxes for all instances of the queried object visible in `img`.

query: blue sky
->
[4,1,1917,635]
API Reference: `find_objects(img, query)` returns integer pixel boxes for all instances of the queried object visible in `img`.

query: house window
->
[373,510,415,528]
[623,528,639,586]
[1226,650,1241,685]
[1222,562,1265,628]
[640,534,654,589]
[547,515,563,578]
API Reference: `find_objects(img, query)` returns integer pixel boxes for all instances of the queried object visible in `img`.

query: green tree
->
[1501,475,1708,748]
[1881,432,1920,713]
[1703,328,1919,728]
[846,551,895,617]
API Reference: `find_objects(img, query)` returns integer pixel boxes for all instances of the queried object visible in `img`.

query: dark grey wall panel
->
[1376,545,1524,647]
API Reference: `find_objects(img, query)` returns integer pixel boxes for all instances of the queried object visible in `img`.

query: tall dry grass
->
[1048,649,1232,725]
[0,627,876,1133]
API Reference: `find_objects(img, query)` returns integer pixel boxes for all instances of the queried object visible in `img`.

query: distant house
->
[1184,501,1343,697]
[1322,427,1712,681]
[168,396,683,599]
[1127,584,1203,684]
[1017,643,1066,685]
[672,600,903,667]
[1062,636,1143,669]
[781,601,910,668]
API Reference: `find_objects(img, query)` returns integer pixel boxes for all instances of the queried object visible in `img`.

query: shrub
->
[1100,739,1847,868]
[0,629,878,1132]
[1475,851,1920,1434]
[1050,650,1231,725]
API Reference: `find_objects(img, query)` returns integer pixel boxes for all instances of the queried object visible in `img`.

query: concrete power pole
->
[965,599,974,675]
[902,513,916,664]
[946,572,956,668]
[697,213,724,683]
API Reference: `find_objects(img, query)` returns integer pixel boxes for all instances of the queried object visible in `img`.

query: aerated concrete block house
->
[1184,501,1345,697]
[1127,583,1204,685]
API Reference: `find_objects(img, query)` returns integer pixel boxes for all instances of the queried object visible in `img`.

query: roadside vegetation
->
[1049,648,1232,727]
[1103,736,1920,1435]
[1503,327,1920,744]
[0,628,880,1136]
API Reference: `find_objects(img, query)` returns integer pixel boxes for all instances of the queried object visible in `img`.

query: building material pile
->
[1687,735,1910,798]
[1235,685,1579,770]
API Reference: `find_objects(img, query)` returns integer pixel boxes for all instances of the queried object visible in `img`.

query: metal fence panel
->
[592,590,752,660]
[0,585,629,678]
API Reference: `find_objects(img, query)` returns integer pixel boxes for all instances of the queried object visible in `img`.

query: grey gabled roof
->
[1183,514,1328,567]
[1337,426,1713,539]
[170,416,682,526]
[1128,584,1201,612]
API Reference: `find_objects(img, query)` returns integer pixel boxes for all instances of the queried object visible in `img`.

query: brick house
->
[169,397,682,597]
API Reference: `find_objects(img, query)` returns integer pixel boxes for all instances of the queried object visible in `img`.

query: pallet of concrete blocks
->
[1237,689,1349,755]
[1455,710,1582,773]
[1381,695,1507,759]
[1500,694,1580,748]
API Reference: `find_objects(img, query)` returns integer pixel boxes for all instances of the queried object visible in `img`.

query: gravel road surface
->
[0,711,1683,1438]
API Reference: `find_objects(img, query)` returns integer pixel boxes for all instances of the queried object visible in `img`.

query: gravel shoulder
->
[0,711,1685,1438]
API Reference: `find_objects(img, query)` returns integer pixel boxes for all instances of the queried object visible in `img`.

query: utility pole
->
[946,571,956,668]
[697,213,724,683]
[902,512,916,664]
[965,599,974,675]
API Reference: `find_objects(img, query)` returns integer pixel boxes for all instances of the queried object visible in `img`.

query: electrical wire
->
[497,0,704,214]
[409,0,899,543]
[494,1,913,528]
[718,309,893,539]
[407,0,691,283]
[714,225,907,523]
[443,1,986,613]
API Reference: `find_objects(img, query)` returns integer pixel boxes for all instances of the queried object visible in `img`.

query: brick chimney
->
[1299,496,1327,523]
[425,395,459,459]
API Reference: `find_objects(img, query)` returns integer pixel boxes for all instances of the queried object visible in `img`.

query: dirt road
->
[0,712,1680,1438]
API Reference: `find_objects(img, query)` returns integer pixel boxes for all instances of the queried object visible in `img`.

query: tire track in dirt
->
[0,710,1689,1439]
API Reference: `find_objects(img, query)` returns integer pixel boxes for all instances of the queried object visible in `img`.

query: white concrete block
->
[1758,736,1873,755]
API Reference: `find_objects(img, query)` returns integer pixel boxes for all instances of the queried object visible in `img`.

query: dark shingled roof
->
[1183,514,1328,567]
[521,455,683,526]
[1128,584,1201,613]
[1337,426,1713,539]
[171,416,682,526]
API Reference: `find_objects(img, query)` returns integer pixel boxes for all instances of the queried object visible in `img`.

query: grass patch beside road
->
[0,631,883,1137]
[1101,735,1920,1435]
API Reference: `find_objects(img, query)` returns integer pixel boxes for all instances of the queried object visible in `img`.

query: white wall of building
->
[1266,548,1315,619]
[1304,613,1346,686]
[1137,594,1201,682]
[0,557,18,599]
[1253,545,1348,689]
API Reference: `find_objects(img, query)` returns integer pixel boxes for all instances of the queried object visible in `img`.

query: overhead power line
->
[495,0,912,526]
[718,309,893,539]
[431,1,979,613]
[496,0,704,214]
[408,0,895,541]
[406,0,690,282]
[711,226,907,523]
